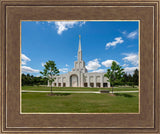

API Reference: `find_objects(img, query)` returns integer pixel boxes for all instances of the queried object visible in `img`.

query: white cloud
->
[35,21,86,34]
[127,30,138,39]
[21,54,40,74]
[122,31,127,35]
[122,53,139,66]
[92,69,106,73]
[21,54,31,65]
[47,21,54,24]
[41,62,46,67]
[54,21,85,35]
[35,21,39,24]
[79,21,86,26]
[122,64,128,67]
[65,64,69,67]
[59,68,68,73]
[124,67,138,75]
[86,59,101,71]
[36,74,41,77]
[106,37,124,49]
[101,60,119,68]
[21,66,39,73]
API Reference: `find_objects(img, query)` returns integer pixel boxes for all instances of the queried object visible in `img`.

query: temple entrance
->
[70,75,78,87]
[90,83,94,87]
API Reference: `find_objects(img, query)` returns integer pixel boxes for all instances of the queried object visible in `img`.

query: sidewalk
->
[22,90,139,94]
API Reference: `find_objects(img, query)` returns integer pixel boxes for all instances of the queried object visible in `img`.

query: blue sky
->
[21,21,139,76]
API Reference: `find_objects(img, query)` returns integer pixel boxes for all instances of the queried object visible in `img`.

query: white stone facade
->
[48,35,110,88]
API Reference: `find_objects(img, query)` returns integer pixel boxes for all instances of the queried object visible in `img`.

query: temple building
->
[48,36,110,88]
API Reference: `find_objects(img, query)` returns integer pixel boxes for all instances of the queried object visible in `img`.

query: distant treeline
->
[114,69,139,86]
[22,73,48,86]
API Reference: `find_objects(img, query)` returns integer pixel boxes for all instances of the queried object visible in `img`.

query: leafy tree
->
[104,61,125,93]
[122,73,128,83]
[40,60,59,95]
[21,73,48,86]
[133,69,139,85]
[128,74,132,82]
[22,73,26,86]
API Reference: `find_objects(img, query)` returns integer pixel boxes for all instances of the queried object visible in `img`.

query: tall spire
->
[78,35,81,51]
[78,35,82,61]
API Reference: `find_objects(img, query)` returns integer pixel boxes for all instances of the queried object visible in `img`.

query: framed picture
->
[0,0,159,133]
[21,20,140,114]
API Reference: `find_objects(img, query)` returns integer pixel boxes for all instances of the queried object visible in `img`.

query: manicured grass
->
[22,92,139,113]
[22,86,139,91]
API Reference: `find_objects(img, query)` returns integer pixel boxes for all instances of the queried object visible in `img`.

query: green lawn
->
[22,85,139,91]
[21,86,139,113]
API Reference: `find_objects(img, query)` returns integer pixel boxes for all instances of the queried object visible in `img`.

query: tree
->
[104,61,124,93]
[122,73,128,83]
[133,69,139,85]
[21,73,49,86]
[40,60,59,95]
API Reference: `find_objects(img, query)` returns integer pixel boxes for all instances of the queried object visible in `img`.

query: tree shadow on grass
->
[114,93,135,98]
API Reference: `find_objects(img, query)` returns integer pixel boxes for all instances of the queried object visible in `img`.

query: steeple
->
[78,35,82,61]
[72,35,88,73]
[78,35,81,51]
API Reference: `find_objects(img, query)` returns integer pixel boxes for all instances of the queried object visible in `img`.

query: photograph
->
[21,21,139,113]
[1,0,159,132]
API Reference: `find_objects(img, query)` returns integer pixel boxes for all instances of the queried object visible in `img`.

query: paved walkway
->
[22,90,139,94]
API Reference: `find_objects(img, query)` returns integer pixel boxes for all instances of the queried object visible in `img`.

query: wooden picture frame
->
[0,0,159,133]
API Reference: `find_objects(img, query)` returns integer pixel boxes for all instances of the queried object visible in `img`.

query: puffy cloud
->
[36,74,41,77]
[122,53,139,66]
[92,69,106,73]
[54,21,85,35]
[86,59,101,71]
[127,30,138,39]
[122,64,128,67]
[21,66,39,73]
[65,64,69,67]
[101,60,119,67]
[79,21,86,26]
[41,62,46,67]
[59,68,68,73]
[35,21,39,24]
[122,31,127,35]
[106,37,124,49]
[21,54,31,65]
[47,21,53,24]
[21,54,39,74]
[124,67,138,75]
[35,21,86,34]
